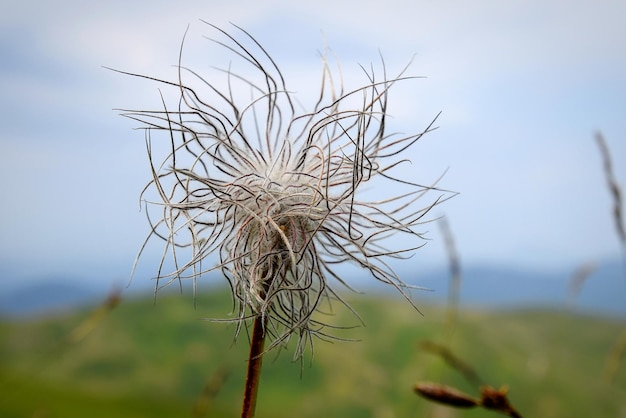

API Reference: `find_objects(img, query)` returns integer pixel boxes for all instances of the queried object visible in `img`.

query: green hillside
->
[1,287,624,417]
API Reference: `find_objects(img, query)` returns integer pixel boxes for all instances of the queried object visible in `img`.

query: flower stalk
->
[241,314,267,418]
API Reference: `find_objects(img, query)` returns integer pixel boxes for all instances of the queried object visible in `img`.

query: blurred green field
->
[1,287,625,418]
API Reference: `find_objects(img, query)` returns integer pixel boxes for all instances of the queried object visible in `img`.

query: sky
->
[1,0,625,294]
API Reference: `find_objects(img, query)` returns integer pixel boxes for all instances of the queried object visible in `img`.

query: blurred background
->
[2,2,626,417]
[1,0,625,315]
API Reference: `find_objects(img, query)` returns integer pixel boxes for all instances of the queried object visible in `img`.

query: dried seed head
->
[479,386,518,415]
[118,22,450,358]
[413,382,478,408]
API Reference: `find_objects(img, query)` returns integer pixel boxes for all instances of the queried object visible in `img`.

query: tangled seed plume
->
[117,22,450,358]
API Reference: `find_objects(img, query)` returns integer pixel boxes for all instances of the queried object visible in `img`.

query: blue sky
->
[1,0,625,292]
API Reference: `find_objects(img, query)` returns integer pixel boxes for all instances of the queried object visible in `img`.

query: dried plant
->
[115,21,447,356]
[595,132,626,384]
[414,382,523,417]
[418,340,481,386]
[595,132,626,287]
[595,132,625,251]
[415,341,522,417]
[192,366,231,418]
[438,216,461,329]
[68,287,121,343]
[113,22,449,417]
[414,379,522,417]
[604,329,626,383]
[414,382,478,408]
[566,261,596,308]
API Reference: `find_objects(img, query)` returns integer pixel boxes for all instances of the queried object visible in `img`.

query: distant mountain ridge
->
[414,261,626,317]
[0,280,103,317]
[1,261,624,318]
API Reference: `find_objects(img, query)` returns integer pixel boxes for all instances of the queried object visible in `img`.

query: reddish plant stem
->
[241,314,267,418]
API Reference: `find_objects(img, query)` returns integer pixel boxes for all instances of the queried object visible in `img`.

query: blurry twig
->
[416,219,524,417]
[595,132,626,280]
[414,382,477,408]
[595,132,626,384]
[68,287,121,343]
[595,132,626,243]
[439,217,461,329]
[0,286,122,411]
[192,366,231,418]
[479,385,523,418]
[418,340,482,386]
[566,262,597,308]
[604,329,626,384]
[414,382,523,418]
[416,341,523,417]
